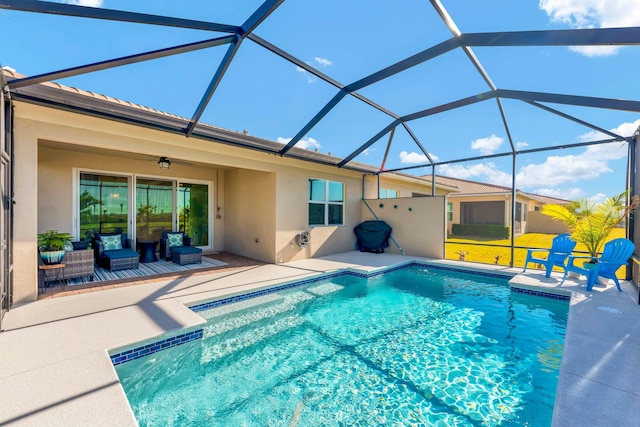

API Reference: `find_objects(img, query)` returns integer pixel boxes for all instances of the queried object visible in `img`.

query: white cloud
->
[294,57,333,83]
[579,118,640,142]
[439,162,513,187]
[471,134,503,155]
[516,141,529,150]
[589,192,608,204]
[277,136,320,151]
[534,187,586,199]
[314,57,332,66]
[295,66,317,84]
[539,0,640,56]
[399,151,435,164]
[63,0,103,6]
[437,117,636,199]
[361,147,376,156]
[438,140,626,192]
[516,152,611,187]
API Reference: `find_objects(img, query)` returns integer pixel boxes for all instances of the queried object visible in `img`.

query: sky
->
[2,0,640,203]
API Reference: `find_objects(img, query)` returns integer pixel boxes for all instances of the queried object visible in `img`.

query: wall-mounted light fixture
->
[157,156,171,169]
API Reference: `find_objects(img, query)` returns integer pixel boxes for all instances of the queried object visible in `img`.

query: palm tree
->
[541,191,639,260]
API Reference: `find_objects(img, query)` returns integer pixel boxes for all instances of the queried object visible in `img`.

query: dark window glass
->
[328,204,343,225]
[308,203,325,226]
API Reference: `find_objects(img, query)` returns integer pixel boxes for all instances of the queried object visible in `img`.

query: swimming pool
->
[113,263,569,426]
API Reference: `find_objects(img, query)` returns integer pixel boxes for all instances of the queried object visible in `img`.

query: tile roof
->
[425,175,571,204]
[2,68,459,192]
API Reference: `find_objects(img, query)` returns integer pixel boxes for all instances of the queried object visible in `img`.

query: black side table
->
[138,240,158,263]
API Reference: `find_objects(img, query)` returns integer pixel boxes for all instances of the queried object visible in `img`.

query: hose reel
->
[296,230,310,248]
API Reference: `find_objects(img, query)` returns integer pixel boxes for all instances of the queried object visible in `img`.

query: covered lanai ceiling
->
[1,0,640,199]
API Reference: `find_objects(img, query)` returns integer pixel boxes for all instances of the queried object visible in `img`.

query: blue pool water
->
[115,265,569,426]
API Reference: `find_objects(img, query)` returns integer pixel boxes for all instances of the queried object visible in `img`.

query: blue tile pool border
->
[110,329,203,366]
[511,285,571,301]
[111,262,564,367]
[188,262,515,313]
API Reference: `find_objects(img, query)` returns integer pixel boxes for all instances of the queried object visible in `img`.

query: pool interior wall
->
[110,261,568,365]
[110,261,524,364]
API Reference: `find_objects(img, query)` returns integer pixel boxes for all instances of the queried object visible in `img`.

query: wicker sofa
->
[41,245,95,283]
[62,248,95,281]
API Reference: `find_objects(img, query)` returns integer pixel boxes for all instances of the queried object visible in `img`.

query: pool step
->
[202,291,315,340]
[199,283,344,365]
[200,312,307,364]
[197,293,285,320]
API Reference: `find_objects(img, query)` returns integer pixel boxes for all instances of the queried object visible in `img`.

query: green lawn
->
[445,228,627,277]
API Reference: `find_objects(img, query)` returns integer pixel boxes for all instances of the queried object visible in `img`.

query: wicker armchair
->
[94,233,139,271]
[159,232,192,260]
[160,232,202,265]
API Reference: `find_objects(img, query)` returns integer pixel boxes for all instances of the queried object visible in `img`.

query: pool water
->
[115,266,569,426]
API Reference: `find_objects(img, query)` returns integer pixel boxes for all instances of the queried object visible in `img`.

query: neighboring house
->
[1,69,458,307]
[426,175,570,235]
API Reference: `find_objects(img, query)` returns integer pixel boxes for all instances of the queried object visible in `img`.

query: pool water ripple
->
[115,266,568,426]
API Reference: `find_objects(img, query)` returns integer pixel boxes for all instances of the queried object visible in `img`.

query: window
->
[447,202,453,221]
[79,173,129,241]
[379,188,397,199]
[309,179,344,226]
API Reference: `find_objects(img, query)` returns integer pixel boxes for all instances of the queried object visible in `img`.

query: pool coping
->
[1,252,639,426]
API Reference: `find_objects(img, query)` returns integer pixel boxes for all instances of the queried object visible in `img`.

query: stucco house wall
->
[11,99,455,303]
[225,168,276,263]
[526,211,570,234]
[361,196,446,258]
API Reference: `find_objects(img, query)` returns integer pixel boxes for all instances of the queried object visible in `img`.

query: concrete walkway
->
[0,252,638,426]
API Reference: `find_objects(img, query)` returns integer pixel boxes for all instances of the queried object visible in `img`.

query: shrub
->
[451,224,510,238]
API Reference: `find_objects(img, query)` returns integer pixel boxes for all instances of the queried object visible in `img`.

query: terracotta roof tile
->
[424,174,570,203]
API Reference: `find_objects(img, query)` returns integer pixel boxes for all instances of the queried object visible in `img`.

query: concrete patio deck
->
[0,252,638,426]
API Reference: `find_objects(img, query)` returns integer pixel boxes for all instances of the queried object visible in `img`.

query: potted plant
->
[541,191,639,266]
[38,230,73,265]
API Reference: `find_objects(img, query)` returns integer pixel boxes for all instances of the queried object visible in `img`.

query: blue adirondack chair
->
[523,233,577,278]
[562,238,636,291]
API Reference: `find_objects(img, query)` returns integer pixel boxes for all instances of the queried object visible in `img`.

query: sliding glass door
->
[79,173,129,241]
[77,171,212,250]
[136,179,175,242]
[178,182,209,246]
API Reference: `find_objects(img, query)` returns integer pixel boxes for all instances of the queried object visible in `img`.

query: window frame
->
[379,188,398,199]
[447,202,453,222]
[308,178,345,227]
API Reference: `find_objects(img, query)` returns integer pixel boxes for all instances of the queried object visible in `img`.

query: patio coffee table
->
[138,240,158,263]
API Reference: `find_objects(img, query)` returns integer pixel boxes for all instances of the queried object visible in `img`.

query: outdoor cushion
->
[103,249,138,259]
[97,232,128,248]
[101,234,123,250]
[71,241,89,250]
[171,246,202,255]
[63,241,74,252]
[166,232,184,247]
